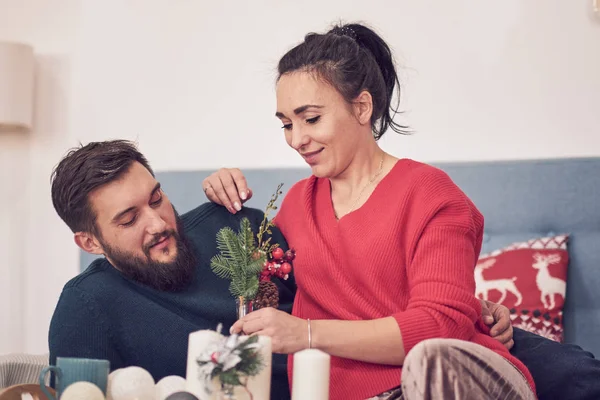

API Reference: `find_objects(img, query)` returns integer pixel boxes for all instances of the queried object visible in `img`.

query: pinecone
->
[254,281,279,310]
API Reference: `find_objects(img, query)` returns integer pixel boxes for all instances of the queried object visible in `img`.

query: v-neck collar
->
[322,159,403,226]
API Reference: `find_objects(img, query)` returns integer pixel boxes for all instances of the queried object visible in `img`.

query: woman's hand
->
[230,307,308,354]
[202,168,253,214]
[480,299,514,350]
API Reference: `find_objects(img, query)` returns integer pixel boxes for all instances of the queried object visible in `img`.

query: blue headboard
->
[80,157,600,355]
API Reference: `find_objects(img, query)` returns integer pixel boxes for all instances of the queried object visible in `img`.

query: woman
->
[204,23,536,400]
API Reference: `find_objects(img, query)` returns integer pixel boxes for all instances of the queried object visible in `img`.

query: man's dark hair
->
[51,140,154,234]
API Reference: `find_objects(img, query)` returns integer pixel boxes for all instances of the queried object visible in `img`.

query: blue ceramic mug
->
[39,357,110,399]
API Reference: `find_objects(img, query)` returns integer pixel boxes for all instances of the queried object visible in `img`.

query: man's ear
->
[74,232,104,255]
[353,90,374,126]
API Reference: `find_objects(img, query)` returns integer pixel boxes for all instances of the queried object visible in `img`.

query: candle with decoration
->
[185,324,271,400]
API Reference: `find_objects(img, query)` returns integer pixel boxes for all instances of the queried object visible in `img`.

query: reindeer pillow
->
[475,234,569,342]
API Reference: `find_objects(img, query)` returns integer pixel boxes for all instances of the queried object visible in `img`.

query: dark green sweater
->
[48,203,296,399]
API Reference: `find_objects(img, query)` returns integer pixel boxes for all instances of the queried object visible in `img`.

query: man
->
[48,140,296,397]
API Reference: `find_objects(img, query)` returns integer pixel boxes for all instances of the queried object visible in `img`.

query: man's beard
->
[100,211,197,292]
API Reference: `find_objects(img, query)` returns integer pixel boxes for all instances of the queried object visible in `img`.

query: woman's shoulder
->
[391,158,460,193]
[391,158,483,232]
[273,175,317,223]
[387,158,480,220]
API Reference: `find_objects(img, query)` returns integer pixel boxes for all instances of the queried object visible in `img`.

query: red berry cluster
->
[260,247,295,281]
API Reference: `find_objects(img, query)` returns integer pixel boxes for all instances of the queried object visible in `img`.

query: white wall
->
[0,0,81,354]
[1,0,599,354]
[71,0,600,169]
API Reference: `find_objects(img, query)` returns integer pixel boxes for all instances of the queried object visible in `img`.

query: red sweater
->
[274,159,536,400]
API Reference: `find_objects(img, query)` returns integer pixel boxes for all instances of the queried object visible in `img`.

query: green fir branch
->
[209,255,233,279]
[229,275,247,298]
[243,276,259,299]
[216,227,244,264]
[238,218,257,261]
[246,259,264,275]
[211,183,285,302]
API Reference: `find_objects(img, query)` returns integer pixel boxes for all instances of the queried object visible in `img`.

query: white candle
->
[291,349,331,400]
[185,330,272,400]
[185,330,223,399]
[232,335,272,400]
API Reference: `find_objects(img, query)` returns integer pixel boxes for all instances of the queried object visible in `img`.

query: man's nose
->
[146,211,168,235]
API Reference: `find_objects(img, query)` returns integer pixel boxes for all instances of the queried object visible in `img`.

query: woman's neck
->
[330,145,385,191]
[329,141,393,219]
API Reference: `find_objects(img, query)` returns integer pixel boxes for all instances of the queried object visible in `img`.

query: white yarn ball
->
[61,381,105,400]
[155,375,187,400]
[106,368,123,400]
[109,366,155,400]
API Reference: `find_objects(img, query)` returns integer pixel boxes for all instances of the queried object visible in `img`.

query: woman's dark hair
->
[277,22,409,140]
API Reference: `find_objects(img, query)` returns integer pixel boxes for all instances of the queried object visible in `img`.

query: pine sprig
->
[215,227,244,265]
[210,219,261,299]
[210,183,285,301]
[210,255,233,279]
[238,218,256,266]
[246,259,264,275]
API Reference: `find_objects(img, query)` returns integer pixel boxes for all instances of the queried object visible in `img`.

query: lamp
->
[0,41,34,133]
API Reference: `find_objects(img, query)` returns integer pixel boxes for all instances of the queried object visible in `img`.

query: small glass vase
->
[217,384,235,400]
[236,296,253,320]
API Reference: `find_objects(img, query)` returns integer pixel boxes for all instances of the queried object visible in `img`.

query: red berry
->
[284,250,295,261]
[272,248,284,260]
[280,262,292,274]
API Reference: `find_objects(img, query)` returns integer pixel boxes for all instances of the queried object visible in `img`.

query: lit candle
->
[291,349,330,400]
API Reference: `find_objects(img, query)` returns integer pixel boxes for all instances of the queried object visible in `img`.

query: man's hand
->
[202,168,253,214]
[480,299,514,350]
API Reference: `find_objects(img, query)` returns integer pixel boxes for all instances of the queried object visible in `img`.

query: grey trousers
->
[369,338,536,400]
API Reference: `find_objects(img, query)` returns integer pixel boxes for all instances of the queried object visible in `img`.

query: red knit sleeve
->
[392,170,484,356]
[272,177,312,239]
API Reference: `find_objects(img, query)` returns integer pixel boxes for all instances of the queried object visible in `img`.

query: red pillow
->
[476,235,569,342]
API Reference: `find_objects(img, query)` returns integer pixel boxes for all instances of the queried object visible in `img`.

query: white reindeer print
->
[475,258,523,306]
[532,253,566,310]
